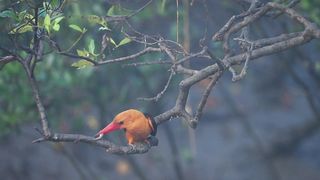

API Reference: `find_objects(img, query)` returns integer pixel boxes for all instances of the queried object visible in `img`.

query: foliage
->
[0,0,319,137]
[0,62,35,134]
[0,0,170,135]
[300,0,320,24]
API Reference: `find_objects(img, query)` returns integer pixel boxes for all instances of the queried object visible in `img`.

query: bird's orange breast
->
[124,112,152,144]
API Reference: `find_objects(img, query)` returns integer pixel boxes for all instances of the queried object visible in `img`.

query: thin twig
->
[104,0,153,21]
[206,48,225,70]
[138,69,175,102]
[271,0,301,18]
[98,47,161,65]
[174,47,207,65]
[230,38,253,81]
[194,72,223,123]
[122,60,172,67]
[59,52,98,65]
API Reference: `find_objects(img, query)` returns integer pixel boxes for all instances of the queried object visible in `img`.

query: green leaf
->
[9,24,33,34]
[107,5,132,16]
[52,16,64,32]
[44,14,51,33]
[52,23,60,31]
[301,0,310,9]
[51,0,59,7]
[17,10,27,21]
[117,37,132,47]
[0,10,16,18]
[53,16,64,24]
[86,15,101,24]
[109,38,117,47]
[76,49,90,57]
[86,15,107,27]
[160,0,167,14]
[69,24,83,32]
[71,60,94,69]
[107,6,116,16]
[88,39,95,55]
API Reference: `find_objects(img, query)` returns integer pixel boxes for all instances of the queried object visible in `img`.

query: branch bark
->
[23,62,51,137]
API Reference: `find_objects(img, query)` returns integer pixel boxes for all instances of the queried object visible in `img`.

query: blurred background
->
[0,0,320,179]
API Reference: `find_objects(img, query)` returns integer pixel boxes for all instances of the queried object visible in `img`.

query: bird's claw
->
[128,143,136,150]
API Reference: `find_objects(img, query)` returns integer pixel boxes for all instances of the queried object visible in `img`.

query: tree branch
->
[98,47,161,65]
[138,69,175,102]
[14,1,319,155]
[32,133,157,155]
[23,62,51,137]
[194,72,223,123]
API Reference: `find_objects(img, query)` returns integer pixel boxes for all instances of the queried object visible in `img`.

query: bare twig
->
[123,60,172,67]
[138,69,174,102]
[174,47,208,65]
[230,38,253,81]
[59,52,99,65]
[271,0,301,18]
[104,0,153,22]
[194,72,223,123]
[251,32,302,48]
[98,47,162,65]
[268,2,320,38]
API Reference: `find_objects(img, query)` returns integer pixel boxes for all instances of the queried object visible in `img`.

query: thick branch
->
[252,32,302,48]
[59,52,99,65]
[23,63,51,137]
[154,28,318,128]
[0,55,15,69]
[187,32,315,87]
[32,133,156,155]
[194,72,223,123]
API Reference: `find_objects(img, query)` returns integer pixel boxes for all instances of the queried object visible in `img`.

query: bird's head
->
[95,109,146,139]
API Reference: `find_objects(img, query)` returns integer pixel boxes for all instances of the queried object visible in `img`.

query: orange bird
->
[95,109,157,144]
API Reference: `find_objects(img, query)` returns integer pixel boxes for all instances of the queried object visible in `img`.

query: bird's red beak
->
[98,122,121,135]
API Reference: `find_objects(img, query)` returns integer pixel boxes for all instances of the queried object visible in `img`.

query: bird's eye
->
[119,121,124,125]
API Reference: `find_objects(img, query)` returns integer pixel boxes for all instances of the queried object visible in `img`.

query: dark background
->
[0,0,320,179]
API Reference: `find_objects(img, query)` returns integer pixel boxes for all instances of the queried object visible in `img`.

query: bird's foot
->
[128,143,136,150]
